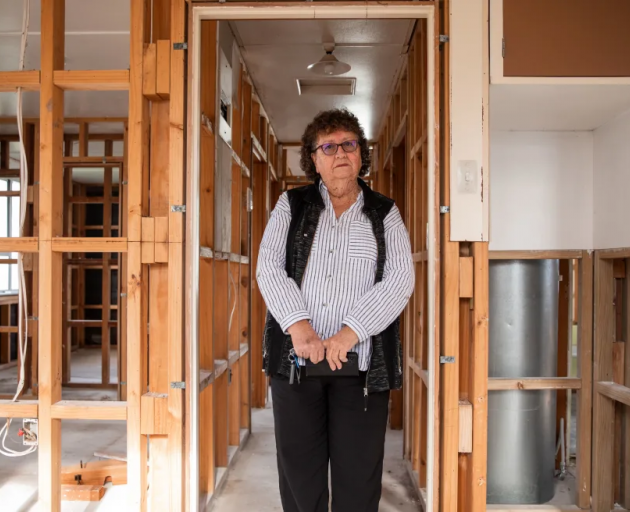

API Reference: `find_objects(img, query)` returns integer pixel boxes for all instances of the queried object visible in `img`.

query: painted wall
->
[489,131,594,251]
[593,109,630,249]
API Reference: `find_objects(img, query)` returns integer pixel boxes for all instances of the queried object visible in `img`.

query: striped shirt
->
[256,180,414,371]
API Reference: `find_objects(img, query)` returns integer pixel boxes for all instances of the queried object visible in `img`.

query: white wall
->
[489,131,594,251]
[593,109,630,249]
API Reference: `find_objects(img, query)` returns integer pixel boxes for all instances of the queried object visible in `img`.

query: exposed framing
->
[188,3,439,512]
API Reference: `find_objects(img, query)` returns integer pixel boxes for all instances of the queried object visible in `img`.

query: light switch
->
[457,160,478,194]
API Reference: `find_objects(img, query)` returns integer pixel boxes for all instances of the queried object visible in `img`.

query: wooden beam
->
[596,381,630,407]
[38,1,65,511]
[167,1,186,509]
[50,401,127,420]
[0,71,41,91]
[61,485,105,502]
[489,250,584,260]
[470,242,489,512]
[487,377,581,390]
[53,70,130,91]
[576,251,593,509]
[127,0,150,508]
[592,255,615,512]
[0,237,38,252]
[51,238,128,253]
[458,401,472,454]
[0,400,38,418]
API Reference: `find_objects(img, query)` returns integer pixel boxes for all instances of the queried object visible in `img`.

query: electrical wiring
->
[0,0,37,458]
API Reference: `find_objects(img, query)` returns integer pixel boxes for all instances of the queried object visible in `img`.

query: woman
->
[256,108,414,512]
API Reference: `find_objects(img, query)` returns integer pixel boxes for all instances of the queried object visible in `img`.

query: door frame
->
[185,3,440,511]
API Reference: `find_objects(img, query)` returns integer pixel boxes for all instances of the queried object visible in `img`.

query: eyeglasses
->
[313,140,358,156]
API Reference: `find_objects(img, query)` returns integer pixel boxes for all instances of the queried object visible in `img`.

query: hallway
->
[210,406,422,512]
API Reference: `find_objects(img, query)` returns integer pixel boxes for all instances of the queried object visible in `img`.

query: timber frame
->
[2,1,629,512]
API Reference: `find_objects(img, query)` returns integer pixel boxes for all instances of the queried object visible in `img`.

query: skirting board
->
[202,428,250,512]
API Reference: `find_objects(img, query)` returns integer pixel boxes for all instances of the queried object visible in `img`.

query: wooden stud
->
[167,5,186,508]
[592,254,615,512]
[577,251,593,509]
[469,242,489,512]
[38,1,65,510]
[487,377,581,390]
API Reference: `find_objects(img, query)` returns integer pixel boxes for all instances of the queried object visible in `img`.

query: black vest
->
[262,178,403,394]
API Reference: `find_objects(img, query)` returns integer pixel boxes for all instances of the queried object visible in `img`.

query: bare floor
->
[210,406,422,512]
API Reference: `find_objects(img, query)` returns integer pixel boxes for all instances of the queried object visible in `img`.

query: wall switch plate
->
[457,160,478,194]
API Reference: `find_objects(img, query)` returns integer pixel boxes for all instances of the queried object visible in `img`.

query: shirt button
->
[327,275,332,279]
[323,303,328,307]
[329,249,334,254]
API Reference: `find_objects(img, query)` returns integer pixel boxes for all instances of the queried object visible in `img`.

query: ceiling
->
[490,84,630,131]
[231,19,414,143]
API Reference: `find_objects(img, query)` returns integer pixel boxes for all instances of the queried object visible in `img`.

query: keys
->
[288,348,301,385]
[289,361,296,385]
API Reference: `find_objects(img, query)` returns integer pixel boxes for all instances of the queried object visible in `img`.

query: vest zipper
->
[364,344,372,412]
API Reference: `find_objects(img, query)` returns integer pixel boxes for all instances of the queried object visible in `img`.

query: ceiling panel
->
[233,19,412,46]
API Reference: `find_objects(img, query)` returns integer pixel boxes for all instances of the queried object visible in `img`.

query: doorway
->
[186,4,439,511]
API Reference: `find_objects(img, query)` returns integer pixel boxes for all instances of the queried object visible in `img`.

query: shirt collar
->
[318,179,364,220]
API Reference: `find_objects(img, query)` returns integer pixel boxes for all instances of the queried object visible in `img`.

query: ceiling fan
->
[307,43,351,76]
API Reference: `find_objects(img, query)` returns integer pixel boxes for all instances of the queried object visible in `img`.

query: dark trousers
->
[270,373,390,512]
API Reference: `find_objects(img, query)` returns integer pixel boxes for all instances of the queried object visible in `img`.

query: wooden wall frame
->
[188,3,439,512]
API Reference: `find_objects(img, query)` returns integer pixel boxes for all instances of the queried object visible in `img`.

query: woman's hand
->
[323,326,359,371]
[287,320,326,364]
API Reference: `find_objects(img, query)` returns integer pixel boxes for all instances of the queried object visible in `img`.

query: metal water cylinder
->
[487,259,559,504]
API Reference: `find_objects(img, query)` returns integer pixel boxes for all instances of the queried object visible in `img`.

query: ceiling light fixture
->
[307,43,351,76]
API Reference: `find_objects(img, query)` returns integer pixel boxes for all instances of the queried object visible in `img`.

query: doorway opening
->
[186,4,439,511]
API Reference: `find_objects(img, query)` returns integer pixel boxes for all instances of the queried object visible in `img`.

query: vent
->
[296,78,356,96]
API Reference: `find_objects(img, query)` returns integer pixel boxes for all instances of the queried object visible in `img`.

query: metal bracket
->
[120,292,127,298]
[171,204,186,213]
[173,42,187,51]
[228,368,233,384]
[440,356,455,364]
[502,38,506,58]
[439,35,449,43]
[121,180,128,186]
[170,381,186,389]
[119,381,127,386]
[440,205,450,214]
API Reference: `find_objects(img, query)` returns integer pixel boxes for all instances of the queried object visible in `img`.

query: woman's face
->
[311,130,362,185]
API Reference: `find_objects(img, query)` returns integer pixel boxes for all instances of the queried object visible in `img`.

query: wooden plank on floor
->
[61,485,105,502]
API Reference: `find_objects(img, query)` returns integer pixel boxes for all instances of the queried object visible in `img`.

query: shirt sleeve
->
[342,204,415,342]
[255,192,312,333]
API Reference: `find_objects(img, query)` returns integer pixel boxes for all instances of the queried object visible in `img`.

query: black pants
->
[270,373,390,512]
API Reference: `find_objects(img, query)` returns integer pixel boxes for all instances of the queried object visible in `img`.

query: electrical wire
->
[0,0,37,458]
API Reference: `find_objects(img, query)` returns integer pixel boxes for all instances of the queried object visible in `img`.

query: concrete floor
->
[210,406,422,512]
[0,350,578,511]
